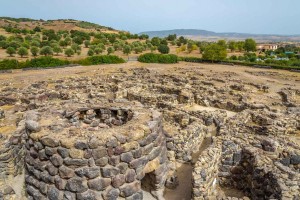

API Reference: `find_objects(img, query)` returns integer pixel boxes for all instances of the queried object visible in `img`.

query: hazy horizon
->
[1,0,300,35]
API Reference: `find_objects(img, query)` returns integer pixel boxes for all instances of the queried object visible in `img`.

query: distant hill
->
[0,17,119,33]
[140,29,300,42]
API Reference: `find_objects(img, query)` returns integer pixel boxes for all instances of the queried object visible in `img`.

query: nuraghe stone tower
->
[22,103,169,199]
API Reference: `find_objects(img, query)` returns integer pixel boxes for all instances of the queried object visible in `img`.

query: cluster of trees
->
[0,29,85,58]
[229,44,300,67]
[0,26,154,59]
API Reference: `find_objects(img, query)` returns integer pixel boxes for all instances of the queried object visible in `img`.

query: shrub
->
[31,46,39,57]
[180,57,203,63]
[138,53,178,64]
[18,47,29,58]
[158,44,170,54]
[0,59,19,70]
[6,47,16,56]
[107,47,115,55]
[87,49,95,56]
[75,55,125,66]
[53,45,63,55]
[40,46,53,56]
[64,48,75,57]
[22,57,70,68]
[123,45,131,55]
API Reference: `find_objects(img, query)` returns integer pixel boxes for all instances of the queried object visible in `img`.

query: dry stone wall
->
[192,138,222,199]
[23,104,169,200]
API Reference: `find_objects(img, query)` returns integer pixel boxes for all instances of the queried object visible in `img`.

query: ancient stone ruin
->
[0,65,299,199]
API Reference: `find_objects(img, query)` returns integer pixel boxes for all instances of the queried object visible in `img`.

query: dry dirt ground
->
[1,61,299,90]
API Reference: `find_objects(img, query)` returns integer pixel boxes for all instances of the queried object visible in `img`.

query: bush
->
[0,59,19,70]
[75,55,125,66]
[6,47,16,56]
[180,57,203,63]
[138,53,178,64]
[158,44,170,54]
[40,46,53,56]
[22,57,70,68]
[64,48,75,57]
[87,49,94,56]
[31,46,39,57]
[18,47,29,57]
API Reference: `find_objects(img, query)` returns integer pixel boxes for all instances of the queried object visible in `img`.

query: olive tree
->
[6,47,16,57]
[64,48,75,57]
[17,47,28,58]
[40,46,53,56]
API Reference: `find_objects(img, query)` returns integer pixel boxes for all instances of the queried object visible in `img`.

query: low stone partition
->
[218,141,300,199]
[23,103,169,200]
[163,110,208,162]
[192,138,222,199]
[0,109,27,199]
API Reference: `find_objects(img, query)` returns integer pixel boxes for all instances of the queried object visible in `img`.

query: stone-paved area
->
[0,62,299,200]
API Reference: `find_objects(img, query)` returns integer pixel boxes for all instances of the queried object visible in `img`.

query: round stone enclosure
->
[24,103,169,200]
[65,107,134,127]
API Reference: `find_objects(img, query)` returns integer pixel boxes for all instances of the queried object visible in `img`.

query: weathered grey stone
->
[77,190,96,200]
[58,147,69,158]
[291,155,300,165]
[59,165,75,179]
[55,175,67,190]
[280,158,291,166]
[75,141,89,150]
[40,171,55,183]
[64,191,76,200]
[25,175,40,189]
[109,155,120,166]
[27,185,44,199]
[102,186,120,200]
[39,182,48,194]
[117,163,129,174]
[121,152,134,163]
[44,147,57,157]
[66,177,88,193]
[48,185,62,200]
[25,120,41,132]
[119,181,141,197]
[75,167,100,179]
[95,157,109,167]
[106,138,118,148]
[130,157,148,169]
[126,191,143,200]
[38,149,49,161]
[125,169,136,183]
[112,174,126,188]
[101,166,120,178]
[92,147,107,159]
[88,177,111,191]
[64,158,88,167]
[40,137,59,147]
[46,162,58,176]
[50,154,63,167]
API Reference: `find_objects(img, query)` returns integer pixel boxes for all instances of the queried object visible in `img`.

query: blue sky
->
[1,0,300,34]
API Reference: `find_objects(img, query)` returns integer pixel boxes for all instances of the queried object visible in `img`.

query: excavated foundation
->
[0,65,299,200]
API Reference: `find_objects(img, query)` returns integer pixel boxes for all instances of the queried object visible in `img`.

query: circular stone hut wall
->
[24,104,169,200]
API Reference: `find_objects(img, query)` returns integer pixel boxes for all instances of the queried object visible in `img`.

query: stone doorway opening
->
[141,172,157,200]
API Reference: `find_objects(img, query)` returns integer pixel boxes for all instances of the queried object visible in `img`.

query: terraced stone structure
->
[23,103,168,200]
